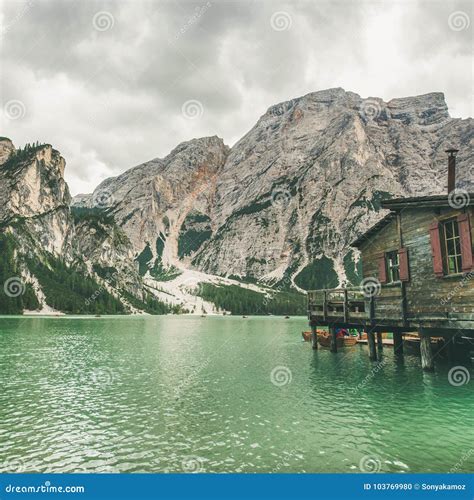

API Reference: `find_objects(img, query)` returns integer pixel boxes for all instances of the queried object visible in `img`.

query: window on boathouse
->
[385,250,400,283]
[442,219,462,275]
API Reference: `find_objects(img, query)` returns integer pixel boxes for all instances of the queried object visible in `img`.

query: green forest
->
[197,283,306,315]
[25,255,126,314]
[0,234,39,314]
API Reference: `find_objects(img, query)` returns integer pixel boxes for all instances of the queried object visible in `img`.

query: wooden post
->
[343,289,349,323]
[420,332,434,372]
[393,332,404,357]
[376,332,383,355]
[447,337,456,363]
[367,331,377,361]
[310,323,318,350]
[369,295,375,324]
[323,291,328,322]
[330,326,338,353]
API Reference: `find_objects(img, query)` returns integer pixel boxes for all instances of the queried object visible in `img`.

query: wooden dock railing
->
[308,283,405,326]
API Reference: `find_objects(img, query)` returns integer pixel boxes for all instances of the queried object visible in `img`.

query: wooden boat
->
[343,336,358,347]
[302,331,311,341]
[302,330,326,342]
[317,334,344,348]
[302,330,357,347]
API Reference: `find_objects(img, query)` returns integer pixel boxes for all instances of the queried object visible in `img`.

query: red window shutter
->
[398,247,410,281]
[457,213,473,271]
[429,221,444,277]
[378,254,387,283]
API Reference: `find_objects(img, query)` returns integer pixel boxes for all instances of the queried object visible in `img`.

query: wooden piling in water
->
[310,322,318,350]
[420,332,434,371]
[330,326,338,353]
[367,331,377,361]
[393,332,404,357]
[376,332,383,355]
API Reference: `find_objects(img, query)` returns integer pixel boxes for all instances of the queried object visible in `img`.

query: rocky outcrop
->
[72,89,473,291]
[193,89,473,287]
[2,88,472,314]
[0,138,15,165]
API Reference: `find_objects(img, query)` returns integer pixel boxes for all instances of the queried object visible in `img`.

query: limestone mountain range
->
[1,88,473,314]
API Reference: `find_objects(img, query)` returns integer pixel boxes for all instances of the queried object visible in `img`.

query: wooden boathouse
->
[307,150,474,370]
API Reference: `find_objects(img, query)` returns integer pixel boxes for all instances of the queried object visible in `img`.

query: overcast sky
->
[0,0,472,195]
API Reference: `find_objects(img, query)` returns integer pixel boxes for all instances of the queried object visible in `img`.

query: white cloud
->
[1,0,472,195]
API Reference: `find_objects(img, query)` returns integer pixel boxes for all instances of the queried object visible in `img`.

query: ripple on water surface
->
[0,316,472,473]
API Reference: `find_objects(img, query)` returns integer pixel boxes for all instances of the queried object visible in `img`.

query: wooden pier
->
[307,151,474,370]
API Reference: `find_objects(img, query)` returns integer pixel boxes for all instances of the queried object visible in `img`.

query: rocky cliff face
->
[2,88,472,314]
[0,143,147,313]
[77,89,470,290]
[0,143,72,256]
[193,89,473,288]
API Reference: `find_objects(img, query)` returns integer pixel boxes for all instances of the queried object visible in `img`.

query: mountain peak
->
[387,92,449,125]
[0,137,15,165]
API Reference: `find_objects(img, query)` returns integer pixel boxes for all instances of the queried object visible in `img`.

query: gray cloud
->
[1,0,472,195]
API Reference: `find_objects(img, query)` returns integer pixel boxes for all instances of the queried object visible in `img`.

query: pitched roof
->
[381,193,474,210]
[350,212,396,248]
[351,192,474,248]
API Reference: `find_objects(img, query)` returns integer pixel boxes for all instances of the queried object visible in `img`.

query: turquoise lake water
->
[0,316,472,473]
